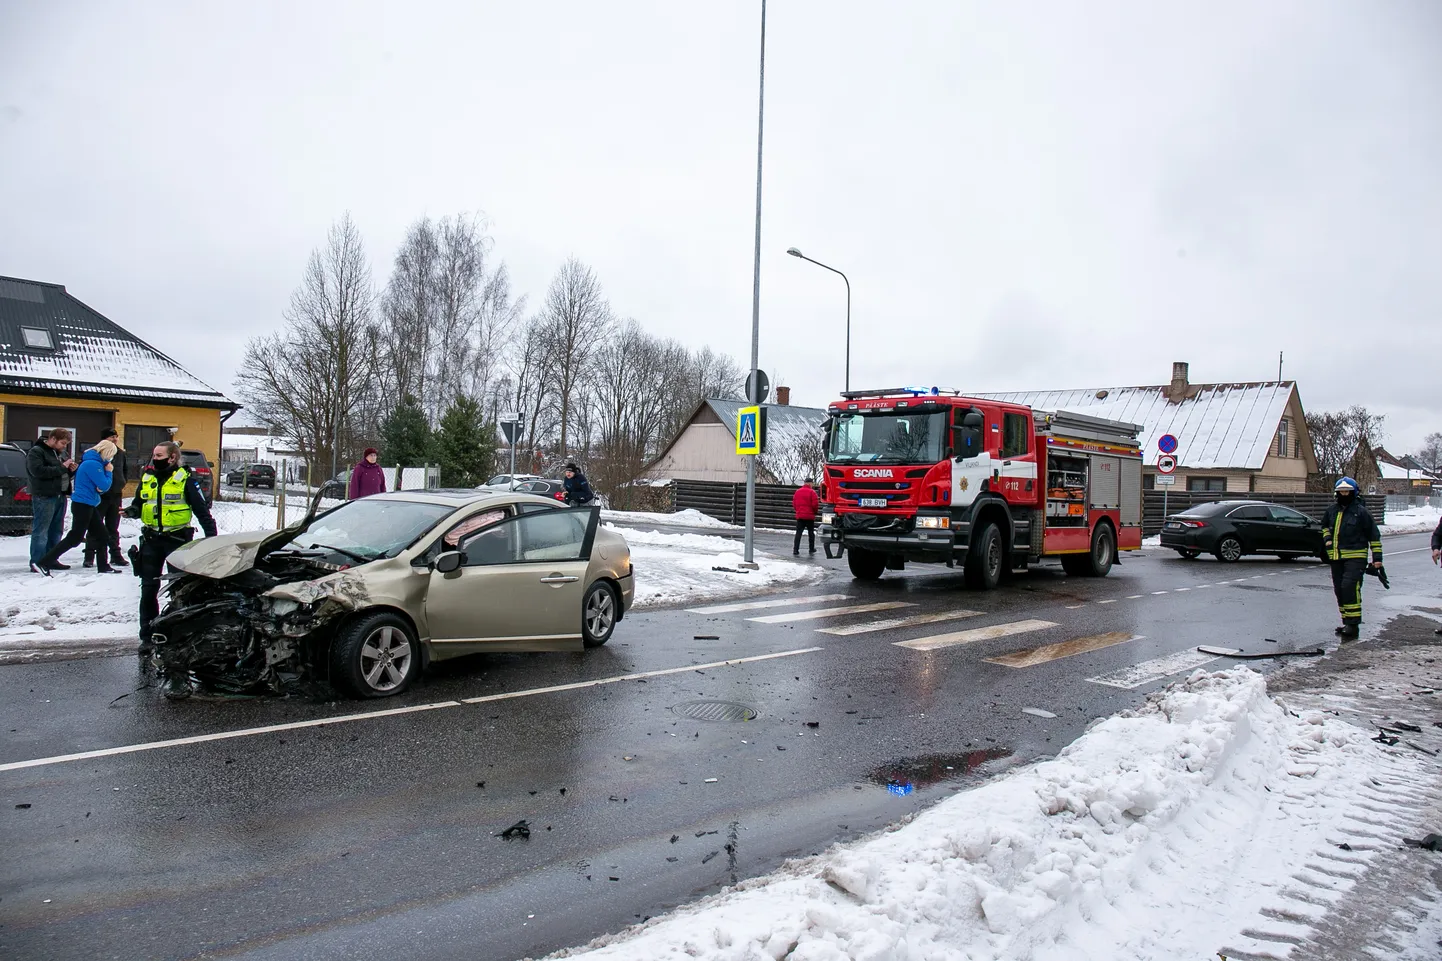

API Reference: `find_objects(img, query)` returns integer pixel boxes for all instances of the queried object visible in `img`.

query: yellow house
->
[0,275,236,495]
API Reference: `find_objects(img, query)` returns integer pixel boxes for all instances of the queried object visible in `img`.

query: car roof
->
[368,489,561,509]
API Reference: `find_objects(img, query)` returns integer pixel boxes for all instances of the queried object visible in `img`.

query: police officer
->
[124,441,217,650]
[1321,476,1382,640]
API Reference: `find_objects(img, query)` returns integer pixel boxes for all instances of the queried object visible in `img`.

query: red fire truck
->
[820,388,1144,589]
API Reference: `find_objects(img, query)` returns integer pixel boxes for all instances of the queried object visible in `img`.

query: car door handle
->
[540,574,579,584]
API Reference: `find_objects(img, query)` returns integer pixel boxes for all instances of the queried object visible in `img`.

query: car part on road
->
[1215,535,1243,563]
[1196,645,1325,659]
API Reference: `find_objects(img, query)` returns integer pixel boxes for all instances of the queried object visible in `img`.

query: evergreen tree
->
[433,395,495,488]
[380,394,432,469]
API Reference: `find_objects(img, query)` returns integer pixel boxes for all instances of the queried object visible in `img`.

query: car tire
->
[330,612,419,698]
[1176,549,1200,560]
[964,522,1003,590]
[582,581,618,648]
[1215,536,1243,563]
[847,547,886,581]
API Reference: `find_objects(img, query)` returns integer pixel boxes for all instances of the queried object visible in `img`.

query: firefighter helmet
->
[1334,476,1360,493]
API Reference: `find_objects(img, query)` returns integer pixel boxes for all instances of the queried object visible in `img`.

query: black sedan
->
[514,479,571,503]
[226,464,277,488]
[1159,500,1325,562]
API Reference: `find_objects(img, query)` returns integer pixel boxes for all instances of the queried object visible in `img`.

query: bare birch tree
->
[538,258,613,456]
[378,218,438,405]
[238,214,380,478]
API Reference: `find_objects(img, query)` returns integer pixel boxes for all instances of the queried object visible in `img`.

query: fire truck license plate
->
[859,498,887,508]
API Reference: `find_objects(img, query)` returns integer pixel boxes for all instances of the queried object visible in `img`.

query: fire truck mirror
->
[822,415,836,450]
[953,410,984,460]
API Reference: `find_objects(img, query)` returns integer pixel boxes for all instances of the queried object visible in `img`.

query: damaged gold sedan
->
[150,490,634,699]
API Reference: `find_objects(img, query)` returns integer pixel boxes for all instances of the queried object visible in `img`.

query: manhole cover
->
[671,700,759,722]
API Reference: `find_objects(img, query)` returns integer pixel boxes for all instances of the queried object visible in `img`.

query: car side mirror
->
[952,411,983,460]
[434,551,464,574]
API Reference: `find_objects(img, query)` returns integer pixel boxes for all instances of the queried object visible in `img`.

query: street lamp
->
[787,247,851,392]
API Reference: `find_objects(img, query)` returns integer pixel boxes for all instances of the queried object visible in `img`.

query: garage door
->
[4,405,115,456]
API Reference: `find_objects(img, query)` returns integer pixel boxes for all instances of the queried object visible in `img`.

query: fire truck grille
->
[840,481,909,491]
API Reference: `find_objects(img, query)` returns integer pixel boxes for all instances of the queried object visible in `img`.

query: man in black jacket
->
[1321,476,1383,640]
[562,463,595,507]
[123,441,218,651]
[25,428,76,573]
[85,427,129,569]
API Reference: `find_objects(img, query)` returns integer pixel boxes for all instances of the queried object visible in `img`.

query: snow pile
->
[602,508,738,531]
[548,668,1413,960]
[614,526,823,610]
[1380,503,1441,535]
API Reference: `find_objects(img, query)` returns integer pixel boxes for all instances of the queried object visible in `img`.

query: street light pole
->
[741,0,767,569]
[786,247,851,392]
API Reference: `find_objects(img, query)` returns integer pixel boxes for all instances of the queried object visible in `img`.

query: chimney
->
[775,385,791,406]
[1167,361,1190,403]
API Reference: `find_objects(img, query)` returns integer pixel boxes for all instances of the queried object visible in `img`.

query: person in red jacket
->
[792,477,820,556]
[347,448,387,500]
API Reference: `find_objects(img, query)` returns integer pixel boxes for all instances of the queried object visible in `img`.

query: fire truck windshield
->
[827,410,948,464]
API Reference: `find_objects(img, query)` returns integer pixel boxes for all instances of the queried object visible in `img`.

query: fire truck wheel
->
[964,522,1003,590]
[1085,523,1115,577]
[847,548,886,581]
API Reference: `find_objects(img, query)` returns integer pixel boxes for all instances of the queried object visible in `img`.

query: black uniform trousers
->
[136,527,194,642]
[1329,558,1366,626]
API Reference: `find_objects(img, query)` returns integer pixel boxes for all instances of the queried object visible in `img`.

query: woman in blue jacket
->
[38,440,118,574]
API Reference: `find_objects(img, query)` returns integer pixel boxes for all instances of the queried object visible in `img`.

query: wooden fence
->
[673,479,1386,536]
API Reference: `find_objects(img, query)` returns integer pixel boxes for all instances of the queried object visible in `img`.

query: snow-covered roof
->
[1377,461,1434,481]
[975,382,1297,470]
[706,398,828,444]
[0,275,234,408]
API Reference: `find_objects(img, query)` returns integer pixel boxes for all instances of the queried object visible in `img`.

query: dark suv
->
[0,442,32,535]
[226,463,276,489]
[180,449,215,501]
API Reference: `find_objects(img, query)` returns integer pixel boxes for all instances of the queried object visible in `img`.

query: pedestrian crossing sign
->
[736,405,766,456]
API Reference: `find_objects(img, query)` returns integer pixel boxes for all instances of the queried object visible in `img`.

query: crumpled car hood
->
[166,530,294,579]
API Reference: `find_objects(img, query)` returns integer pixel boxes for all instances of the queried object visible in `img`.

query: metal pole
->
[789,251,851,392]
[742,0,766,569]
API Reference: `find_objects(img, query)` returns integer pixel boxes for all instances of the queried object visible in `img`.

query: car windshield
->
[828,411,947,464]
[282,498,455,561]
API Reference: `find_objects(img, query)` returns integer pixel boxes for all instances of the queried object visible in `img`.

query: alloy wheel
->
[359,625,412,692]
[585,587,615,639]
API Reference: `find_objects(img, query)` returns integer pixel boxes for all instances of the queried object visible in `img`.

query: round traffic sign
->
[1157,433,1179,454]
[745,369,770,405]
[1156,454,1177,474]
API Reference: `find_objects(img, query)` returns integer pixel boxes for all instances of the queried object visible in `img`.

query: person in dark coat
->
[562,463,595,506]
[85,427,129,569]
[792,477,820,555]
[26,428,77,573]
[38,441,117,574]
[1431,514,1441,636]
[347,448,387,500]
[1321,476,1383,640]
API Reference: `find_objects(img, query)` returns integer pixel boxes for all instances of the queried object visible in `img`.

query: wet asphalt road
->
[2,532,1438,961]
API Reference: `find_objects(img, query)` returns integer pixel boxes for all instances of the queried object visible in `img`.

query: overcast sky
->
[2,1,1438,450]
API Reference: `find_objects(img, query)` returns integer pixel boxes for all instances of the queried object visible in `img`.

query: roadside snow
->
[602,508,738,530]
[546,668,1426,961]
[614,526,824,610]
[1380,504,1441,535]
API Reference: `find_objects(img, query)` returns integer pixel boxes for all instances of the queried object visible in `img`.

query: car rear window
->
[1176,501,1235,517]
[0,449,26,478]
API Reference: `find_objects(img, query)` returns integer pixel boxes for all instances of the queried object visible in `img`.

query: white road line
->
[748,602,914,624]
[687,594,850,614]
[1127,594,1144,599]
[817,609,981,637]
[1065,604,1086,609]
[1388,547,1431,556]
[894,619,1058,652]
[0,648,824,774]
[1266,572,1279,576]
[1087,648,1222,690]
[1151,591,1169,595]
[462,647,822,703]
[1196,584,1212,589]
[1175,587,1191,591]
[1097,599,1118,604]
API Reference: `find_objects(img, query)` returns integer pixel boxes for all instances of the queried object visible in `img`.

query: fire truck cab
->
[819,388,1144,589]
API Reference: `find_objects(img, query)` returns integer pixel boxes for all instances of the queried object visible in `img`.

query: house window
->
[1000,412,1030,458]
[1187,476,1227,492]
[1275,418,1289,458]
[21,327,53,350]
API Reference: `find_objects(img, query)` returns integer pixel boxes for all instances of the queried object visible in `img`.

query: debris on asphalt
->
[1373,731,1400,746]
[1022,707,1058,719]
[1338,842,1353,851]
[1197,645,1325,659]
[15,803,31,809]
[701,851,719,864]
[693,635,720,640]
[704,777,718,783]
[623,756,635,761]
[805,721,819,728]
[670,835,679,843]
[1387,721,1423,733]
[776,746,786,751]
[1403,833,1442,851]
[476,781,485,789]
[496,820,531,840]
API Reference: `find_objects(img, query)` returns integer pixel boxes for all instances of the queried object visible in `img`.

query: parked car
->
[1159,500,1324,562]
[151,489,635,699]
[0,442,33,535]
[317,470,350,500]
[514,479,569,503]
[479,473,541,491]
[226,463,277,489]
[180,449,215,501]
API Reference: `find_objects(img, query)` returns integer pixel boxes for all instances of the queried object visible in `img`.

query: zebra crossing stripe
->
[687,594,850,614]
[817,609,982,636]
[985,631,1138,668]
[749,602,915,624]
[894,619,1058,652]
[1087,648,1220,689]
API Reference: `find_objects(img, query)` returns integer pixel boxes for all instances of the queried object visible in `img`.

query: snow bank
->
[602,508,738,530]
[547,668,1409,960]
[1380,503,1441,535]
[614,526,823,610]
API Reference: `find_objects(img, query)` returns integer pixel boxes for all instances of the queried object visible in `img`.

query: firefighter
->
[1321,476,1382,640]
[123,441,218,653]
